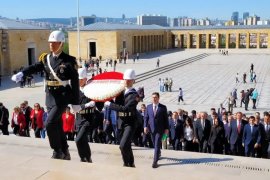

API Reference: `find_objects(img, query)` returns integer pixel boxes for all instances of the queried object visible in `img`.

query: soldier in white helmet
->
[11,30,80,160]
[104,69,140,167]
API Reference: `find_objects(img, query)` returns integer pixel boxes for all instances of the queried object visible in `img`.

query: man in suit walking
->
[242,116,261,157]
[144,92,169,168]
[262,113,270,158]
[229,112,248,156]
[194,112,211,153]
[169,111,184,150]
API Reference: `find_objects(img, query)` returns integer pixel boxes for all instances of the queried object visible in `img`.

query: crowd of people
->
[1,95,270,160]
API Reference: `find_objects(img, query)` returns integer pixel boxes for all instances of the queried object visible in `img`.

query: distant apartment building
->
[257,20,270,25]
[243,12,249,20]
[81,16,96,26]
[244,15,260,25]
[196,19,211,26]
[225,20,236,26]
[137,14,168,26]
[231,11,239,25]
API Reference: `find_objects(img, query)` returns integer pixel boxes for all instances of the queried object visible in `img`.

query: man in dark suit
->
[229,112,248,156]
[104,69,139,168]
[144,92,169,168]
[169,111,184,150]
[262,113,270,158]
[194,112,211,153]
[11,31,80,160]
[242,116,261,157]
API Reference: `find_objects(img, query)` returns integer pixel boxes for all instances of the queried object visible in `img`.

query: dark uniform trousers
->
[109,89,139,166]
[75,91,96,161]
[46,105,68,151]
[22,52,79,154]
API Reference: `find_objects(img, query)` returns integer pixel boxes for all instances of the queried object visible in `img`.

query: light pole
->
[77,0,81,60]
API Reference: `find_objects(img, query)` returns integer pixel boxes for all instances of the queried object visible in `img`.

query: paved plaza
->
[1,49,270,179]
[1,49,270,116]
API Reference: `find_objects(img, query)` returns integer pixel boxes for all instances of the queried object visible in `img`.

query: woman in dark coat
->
[208,116,225,154]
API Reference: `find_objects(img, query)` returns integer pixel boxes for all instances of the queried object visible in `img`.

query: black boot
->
[63,149,71,160]
[51,150,65,159]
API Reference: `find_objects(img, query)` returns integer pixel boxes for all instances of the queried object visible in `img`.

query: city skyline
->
[0,0,270,20]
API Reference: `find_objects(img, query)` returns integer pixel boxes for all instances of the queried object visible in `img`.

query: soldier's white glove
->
[85,101,95,108]
[104,101,111,107]
[11,72,24,83]
[71,105,82,113]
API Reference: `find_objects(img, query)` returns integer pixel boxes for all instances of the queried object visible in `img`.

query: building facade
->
[0,19,50,75]
[68,22,270,60]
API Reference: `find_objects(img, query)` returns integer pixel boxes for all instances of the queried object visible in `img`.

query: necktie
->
[266,124,269,131]
[237,122,241,134]
[153,105,157,116]
[202,120,204,129]
[251,126,253,134]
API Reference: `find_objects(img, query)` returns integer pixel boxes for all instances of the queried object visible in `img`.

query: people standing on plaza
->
[250,63,254,73]
[11,30,80,160]
[244,89,251,111]
[240,90,245,108]
[227,93,234,113]
[178,88,185,105]
[168,78,173,92]
[169,111,184,150]
[104,69,139,167]
[243,72,247,84]
[232,89,237,108]
[156,58,160,68]
[144,92,169,168]
[235,73,239,83]
[0,102,9,135]
[252,72,257,83]
[62,106,75,141]
[75,67,97,163]
[30,103,44,138]
[136,53,139,61]
[251,88,258,109]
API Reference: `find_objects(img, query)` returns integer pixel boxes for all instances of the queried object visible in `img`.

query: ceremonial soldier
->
[11,30,80,160]
[75,67,96,163]
[104,69,139,167]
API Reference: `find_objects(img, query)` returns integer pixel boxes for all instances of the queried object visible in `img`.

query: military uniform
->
[75,90,96,162]
[108,88,139,167]
[22,52,79,158]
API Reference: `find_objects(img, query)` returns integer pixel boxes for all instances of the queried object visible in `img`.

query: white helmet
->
[78,67,87,79]
[123,69,136,80]
[48,30,65,42]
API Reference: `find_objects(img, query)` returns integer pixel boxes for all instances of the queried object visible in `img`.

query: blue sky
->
[0,0,269,20]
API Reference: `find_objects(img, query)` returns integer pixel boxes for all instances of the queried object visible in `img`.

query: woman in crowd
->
[30,103,44,138]
[61,106,75,141]
[208,115,225,154]
[11,106,26,136]
[184,116,194,151]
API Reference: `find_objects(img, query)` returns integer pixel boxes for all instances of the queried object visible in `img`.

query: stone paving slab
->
[0,135,269,180]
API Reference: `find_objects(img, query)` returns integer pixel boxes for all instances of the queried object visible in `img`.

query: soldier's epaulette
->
[38,53,48,64]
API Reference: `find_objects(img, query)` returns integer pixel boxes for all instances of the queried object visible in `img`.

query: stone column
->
[196,34,200,49]
[246,33,250,48]
[236,33,240,49]
[257,33,260,48]
[216,34,220,48]
[226,34,230,49]
[187,34,191,48]
[206,34,210,48]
